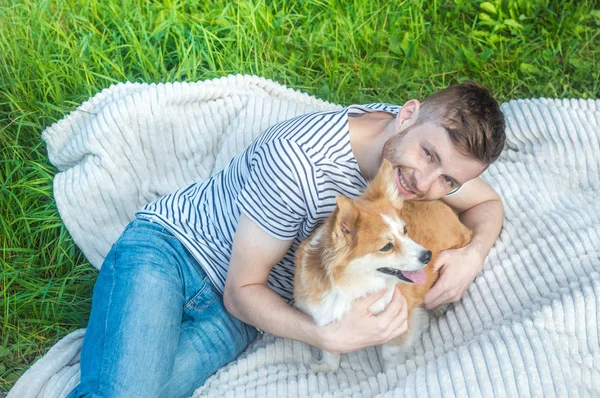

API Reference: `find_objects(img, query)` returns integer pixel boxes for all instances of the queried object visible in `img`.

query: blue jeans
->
[67,218,257,398]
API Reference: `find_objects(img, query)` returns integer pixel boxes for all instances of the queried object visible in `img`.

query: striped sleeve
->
[236,139,316,240]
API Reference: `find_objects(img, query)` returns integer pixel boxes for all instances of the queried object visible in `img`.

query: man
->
[69,82,505,398]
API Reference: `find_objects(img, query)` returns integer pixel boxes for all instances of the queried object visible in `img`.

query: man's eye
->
[423,148,433,159]
[443,175,454,187]
[380,243,394,252]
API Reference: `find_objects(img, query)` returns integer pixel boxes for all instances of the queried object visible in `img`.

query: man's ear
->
[396,99,420,131]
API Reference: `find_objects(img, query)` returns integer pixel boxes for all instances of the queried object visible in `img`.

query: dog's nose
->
[419,250,432,264]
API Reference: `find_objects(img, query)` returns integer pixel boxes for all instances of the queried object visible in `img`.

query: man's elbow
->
[222,285,239,317]
[461,195,503,216]
[484,196,504,219]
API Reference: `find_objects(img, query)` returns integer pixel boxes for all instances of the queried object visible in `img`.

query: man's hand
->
[225,214,410,355]
[319,287,409,354]
[436,177,504,310]
[423,245,484,310]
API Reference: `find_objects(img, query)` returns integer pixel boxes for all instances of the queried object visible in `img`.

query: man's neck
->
[348,112,396,181]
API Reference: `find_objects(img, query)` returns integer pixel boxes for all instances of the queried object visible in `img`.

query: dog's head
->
[326,159,432,285]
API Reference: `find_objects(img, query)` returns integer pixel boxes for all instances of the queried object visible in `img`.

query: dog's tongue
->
[401,269,426,285]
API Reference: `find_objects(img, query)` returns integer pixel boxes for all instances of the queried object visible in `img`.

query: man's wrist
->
[465,238,486,271]
[295,309,329,350]
[312,324,342,354]
[315,324,333,351]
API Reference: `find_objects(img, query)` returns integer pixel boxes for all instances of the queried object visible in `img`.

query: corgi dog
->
[294,159,472,373]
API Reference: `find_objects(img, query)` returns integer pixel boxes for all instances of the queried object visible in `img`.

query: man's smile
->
[395,168,416,196]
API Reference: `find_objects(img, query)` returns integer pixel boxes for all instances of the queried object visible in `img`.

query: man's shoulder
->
[348,103,401,116]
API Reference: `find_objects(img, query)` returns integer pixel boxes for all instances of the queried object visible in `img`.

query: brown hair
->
[416,82,506,164]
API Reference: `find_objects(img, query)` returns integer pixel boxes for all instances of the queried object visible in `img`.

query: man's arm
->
[223,213,410,354]
[424,177,504,308]
[444,176,504,261]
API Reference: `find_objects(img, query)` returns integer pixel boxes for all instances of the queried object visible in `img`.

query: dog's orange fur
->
[394,200,472,312]
[294,159,472,341]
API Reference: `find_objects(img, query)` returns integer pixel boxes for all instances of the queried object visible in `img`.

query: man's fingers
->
[424,268,453,308]
[424,289,442,309]
[397,318,408,336]
[433,255,449,272]
[425,288,454,309]
[383,314,408,342]
[376,287,403,316]
[354,288,388,310]
[424,281,444,309]
[424,295,444,310]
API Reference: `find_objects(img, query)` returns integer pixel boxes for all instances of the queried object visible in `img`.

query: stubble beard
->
[380,125,430,200]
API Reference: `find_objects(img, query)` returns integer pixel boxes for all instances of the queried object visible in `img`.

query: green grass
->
[1,0,599,392]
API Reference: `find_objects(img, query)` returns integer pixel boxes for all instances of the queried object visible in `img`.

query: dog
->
[293,159,472,373]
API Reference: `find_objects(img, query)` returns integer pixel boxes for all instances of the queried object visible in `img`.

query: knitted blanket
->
[9,75,600,398]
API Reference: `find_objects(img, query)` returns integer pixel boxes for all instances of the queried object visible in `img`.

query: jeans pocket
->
[184,277,219,311]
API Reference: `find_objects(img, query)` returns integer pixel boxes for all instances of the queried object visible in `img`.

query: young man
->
[68,82,505,398]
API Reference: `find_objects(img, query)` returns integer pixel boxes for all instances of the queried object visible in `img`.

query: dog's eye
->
[380,243,394,252]
[403,225,408,235]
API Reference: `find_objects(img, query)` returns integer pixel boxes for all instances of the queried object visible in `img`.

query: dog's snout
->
[419,250,432,264]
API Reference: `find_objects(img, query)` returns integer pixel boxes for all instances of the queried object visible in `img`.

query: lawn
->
[1,0,599,392]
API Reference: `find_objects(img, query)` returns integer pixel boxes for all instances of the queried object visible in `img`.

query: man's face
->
[381,121,487,200]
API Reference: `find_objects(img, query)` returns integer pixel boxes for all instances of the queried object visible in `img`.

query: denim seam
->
[241,323,249,347]
[182,247,207,277]
[96,242,119,395]
[182,246,220,295]
[184,282,218,311]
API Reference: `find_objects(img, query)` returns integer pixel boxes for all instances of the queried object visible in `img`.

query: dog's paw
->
[311,350,340,373]
[432,303,449,319]
[380,344,409,372]
[381,353,408,372]
[310,360,340,373]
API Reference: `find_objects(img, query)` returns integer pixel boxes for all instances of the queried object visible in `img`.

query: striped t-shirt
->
[137,103,458,302]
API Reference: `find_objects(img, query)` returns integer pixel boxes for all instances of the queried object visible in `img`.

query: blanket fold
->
[9,75,600,398]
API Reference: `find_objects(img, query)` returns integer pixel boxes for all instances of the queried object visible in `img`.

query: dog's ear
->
[364,159,403,207]
[334,195,358,238]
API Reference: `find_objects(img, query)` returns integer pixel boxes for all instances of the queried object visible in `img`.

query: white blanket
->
[9,75,600,398]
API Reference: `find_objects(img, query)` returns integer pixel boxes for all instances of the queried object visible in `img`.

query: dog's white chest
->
[308,289,352,326]
[307,280,396,326]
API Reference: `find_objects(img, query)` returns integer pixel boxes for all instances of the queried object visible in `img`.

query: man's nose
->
[415,167,438,193]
